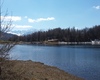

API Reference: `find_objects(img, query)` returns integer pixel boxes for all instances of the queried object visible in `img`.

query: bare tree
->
[0,0,15,77]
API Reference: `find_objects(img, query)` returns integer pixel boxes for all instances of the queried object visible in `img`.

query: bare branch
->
[0,0,16,77]
[0,43,15,59]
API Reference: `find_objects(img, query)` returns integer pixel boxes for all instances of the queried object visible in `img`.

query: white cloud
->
[28,17,55,23]
[1,16,21,21]
[28,18,35,23]
[1,24,32,31]
[93,6,100,10]
[11,24,33,30]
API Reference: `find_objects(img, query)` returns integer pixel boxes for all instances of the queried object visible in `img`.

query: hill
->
[0,32,17,41]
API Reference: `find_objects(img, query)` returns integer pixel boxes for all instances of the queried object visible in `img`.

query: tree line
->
[9,25,100,42]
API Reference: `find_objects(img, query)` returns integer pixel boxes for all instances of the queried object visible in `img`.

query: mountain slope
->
[0,32,17,41]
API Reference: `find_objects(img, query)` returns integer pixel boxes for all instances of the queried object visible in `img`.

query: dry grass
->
[0,60,84,80]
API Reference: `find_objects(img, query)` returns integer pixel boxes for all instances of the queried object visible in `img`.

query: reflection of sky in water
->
[9,45,100,80]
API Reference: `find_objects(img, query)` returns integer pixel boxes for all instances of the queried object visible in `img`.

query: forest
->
[9,25,100,42]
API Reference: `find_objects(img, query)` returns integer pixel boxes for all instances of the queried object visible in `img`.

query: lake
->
[9,44,100,80]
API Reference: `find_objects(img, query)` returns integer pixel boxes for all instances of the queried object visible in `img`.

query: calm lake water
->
[9,44,100,80]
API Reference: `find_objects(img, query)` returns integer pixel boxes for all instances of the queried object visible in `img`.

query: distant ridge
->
[0,32,17,41]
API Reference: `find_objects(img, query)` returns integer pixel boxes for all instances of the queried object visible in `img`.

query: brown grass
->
[0,60,84,80]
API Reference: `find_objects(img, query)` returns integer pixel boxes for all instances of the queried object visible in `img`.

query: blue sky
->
[1,0,100,35]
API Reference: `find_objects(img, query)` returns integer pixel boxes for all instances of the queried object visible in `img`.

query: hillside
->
[10,25,100,42]
[0,32,17,41]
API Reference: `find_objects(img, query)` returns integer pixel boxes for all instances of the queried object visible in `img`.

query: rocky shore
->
[1,60,83,80]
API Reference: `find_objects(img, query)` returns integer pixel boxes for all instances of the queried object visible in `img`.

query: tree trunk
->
[0,62,1,75]
[0,67,1,75]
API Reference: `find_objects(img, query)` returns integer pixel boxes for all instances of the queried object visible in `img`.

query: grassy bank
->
[0,60,83,80]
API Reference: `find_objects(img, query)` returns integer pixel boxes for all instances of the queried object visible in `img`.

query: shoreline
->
[16,41,100,46]
[16,41,92,45]
[2,60,84,80]
[1,40,100,45]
